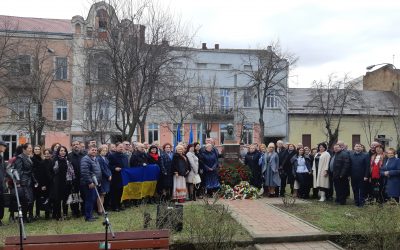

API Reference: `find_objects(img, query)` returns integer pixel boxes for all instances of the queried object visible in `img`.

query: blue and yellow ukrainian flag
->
[121,164,160,201]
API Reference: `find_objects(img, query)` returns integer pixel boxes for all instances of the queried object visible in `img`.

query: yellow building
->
[288,88,399,150]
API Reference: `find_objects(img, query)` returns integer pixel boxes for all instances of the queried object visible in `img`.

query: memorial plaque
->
[223,144,241,165]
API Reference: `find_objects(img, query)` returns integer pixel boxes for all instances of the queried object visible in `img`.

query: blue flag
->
[189,124,194,144]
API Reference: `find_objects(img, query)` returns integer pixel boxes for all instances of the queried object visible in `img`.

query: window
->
[243,89,252,107]
[266,91,279,108]
[95,99,111,120]
[172,123,184,144]
[10,55,31,76]
[197,94,206,107]
[148,123,159,144]
[55,57,67,80]
[97,9,108,31]
[9,97,37,120]
[220,123,227,144]
[0,134,17,161]
[244,64,252,71]
[54,99,68,121]
[98,62,110,83]
[196,63,207,69]
[220,89,230,111]
[352,134,360,150]
[220,64,231,69]
[302,134,311,148]
[242,124,253,144]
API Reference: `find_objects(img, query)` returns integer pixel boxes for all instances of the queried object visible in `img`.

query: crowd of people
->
[1,137,399,226]
[242,140,400,206]
[0,138,221,225]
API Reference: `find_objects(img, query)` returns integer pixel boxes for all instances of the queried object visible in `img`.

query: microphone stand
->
[93,182,115,250]
[12,178,26,250]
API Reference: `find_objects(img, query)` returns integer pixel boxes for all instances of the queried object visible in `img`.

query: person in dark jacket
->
[159,143,174,200]
[68,141,85,217]
[130,143,148,167]
[172,145,190,203]
[279,143,297,197]
[350,144,369,207]
[80,145,101,222]
[13,143,35,222]
[108,143,129,211]
[31,145,42,219]
[97,146,112,214]
[292,148,313,199]
[0,141,7,226]
[51,146,75,220]
[380,148,400,202]
[36,149,53,219]
[244,145,262,188]
[330,144,351,205]
[148,145,164,203]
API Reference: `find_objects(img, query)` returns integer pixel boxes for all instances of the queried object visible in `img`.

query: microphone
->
[92,175,99,186]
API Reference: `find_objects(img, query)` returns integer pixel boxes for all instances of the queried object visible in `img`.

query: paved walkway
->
[255,241,342,250]
[219,198,342,249]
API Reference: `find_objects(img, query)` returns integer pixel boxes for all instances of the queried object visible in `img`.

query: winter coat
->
[292,155,312,177]
[97,156,112,193]
[245,150,262,188]
[68,151,85,189]
[262,151,281,187]
[380,157,400,198]
[0,154,5,194]
[130,151,148,167]
[312,151,331,189]
[350,152,369,181]
[51,157,71,201]
[186,151,201,184]
[200,150,218,171]
[280,150,297,175]
[159,151,173,189]
[172,153,190,177]
[80,155,102,186]
[13,153,34,187]
[108,151,129,187]
[35,158,53,190]
[331,150,351,179]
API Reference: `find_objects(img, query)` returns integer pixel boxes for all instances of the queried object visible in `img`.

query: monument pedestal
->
[223,142,241,165]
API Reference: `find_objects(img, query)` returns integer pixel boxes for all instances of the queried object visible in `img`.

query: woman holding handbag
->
[186,144,201,201]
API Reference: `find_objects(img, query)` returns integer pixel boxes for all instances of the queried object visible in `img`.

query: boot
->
[319,191,326,202]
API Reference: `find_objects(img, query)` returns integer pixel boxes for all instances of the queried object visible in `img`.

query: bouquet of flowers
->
[218,163,251,187]
[220,181,260,200]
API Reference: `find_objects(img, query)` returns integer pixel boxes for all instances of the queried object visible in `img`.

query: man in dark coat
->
[130,143,148,167]
[330,144,351,205]
[350,143,370,207]
[0,141,7,226]
[108,143,129,211]
[275,140,286,196]
[279,144,296,197]
[80,145,101,222]
[68,141,85,217]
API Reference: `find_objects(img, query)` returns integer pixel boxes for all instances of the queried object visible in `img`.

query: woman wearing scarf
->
[147,145,165,204]
[172,145,190,203]
[160,143,174,201]
[369,144,386,203]
[51,146,75,220]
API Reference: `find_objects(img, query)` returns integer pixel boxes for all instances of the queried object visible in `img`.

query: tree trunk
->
[259,117,265,144]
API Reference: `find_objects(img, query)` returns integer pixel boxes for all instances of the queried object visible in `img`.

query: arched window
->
[75,23,81,34]
[97,9,108,31]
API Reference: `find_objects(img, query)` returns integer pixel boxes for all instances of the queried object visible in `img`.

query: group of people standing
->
[0,138,223,225]
[244,140,400,206]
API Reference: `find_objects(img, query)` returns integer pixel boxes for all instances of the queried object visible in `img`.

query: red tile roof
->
[0,15,73,34]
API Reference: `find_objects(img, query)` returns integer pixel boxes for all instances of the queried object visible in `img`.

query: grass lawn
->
[0,202,251,247]
[276,199,400,233]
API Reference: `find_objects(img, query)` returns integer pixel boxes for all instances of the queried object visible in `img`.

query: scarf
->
[370,154,383,179]
[149,152,159,162]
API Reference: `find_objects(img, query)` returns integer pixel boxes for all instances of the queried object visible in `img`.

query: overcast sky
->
[2,0,400,87]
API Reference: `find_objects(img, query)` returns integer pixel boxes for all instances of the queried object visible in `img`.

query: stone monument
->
[222,123,241,165]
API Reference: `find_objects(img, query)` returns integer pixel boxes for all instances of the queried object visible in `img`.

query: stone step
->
[255,240,344,250]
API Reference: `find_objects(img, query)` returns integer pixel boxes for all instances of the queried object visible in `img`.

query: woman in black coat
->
[160,143,174,200]
[244,145,262,189]
[172,145,190,203]
[51,146,74,220]
[31,145,42,219]
[35,149,53,219]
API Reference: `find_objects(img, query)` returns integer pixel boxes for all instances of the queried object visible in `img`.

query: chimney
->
[162,39,169,46]
[202,42,207,50]
[215,44,219,50]
[267,45,272,52]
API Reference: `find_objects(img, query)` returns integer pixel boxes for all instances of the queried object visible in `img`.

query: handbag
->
[192,174,201,189]
[66,192,83,205]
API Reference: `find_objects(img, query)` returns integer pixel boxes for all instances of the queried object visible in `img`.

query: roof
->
[0,15,73,35]
[288,88,399,116]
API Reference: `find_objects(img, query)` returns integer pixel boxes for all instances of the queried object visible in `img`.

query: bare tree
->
[360,104,384,147]
[239,41,297,143]
[0,32,70,145]
[310,74,360,149]
[88,0,194,141]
